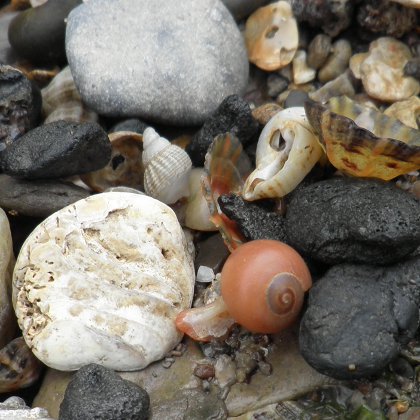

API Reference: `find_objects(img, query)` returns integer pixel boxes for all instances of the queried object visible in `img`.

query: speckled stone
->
[59,364,150,420]
[66,0,249,125]
[300,257,420,379]
[285,178,420,265]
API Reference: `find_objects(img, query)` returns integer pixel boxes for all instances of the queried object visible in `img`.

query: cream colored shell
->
[143,128,192,204]
[13,192,195,371]
[243,107,323,200]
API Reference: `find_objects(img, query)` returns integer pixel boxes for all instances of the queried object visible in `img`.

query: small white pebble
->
[196,266,215,283]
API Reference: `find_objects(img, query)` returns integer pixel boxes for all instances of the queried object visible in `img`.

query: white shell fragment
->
[13,192,195,371]
[0,397,53,420]
[143,128,192,204]
[243,107,323,200]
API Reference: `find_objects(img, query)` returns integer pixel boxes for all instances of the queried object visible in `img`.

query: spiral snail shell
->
[176,239,312,339]
[143,127,192,204]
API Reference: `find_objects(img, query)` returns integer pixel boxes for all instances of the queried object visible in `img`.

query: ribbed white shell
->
[143,128,192,204]
[13,193,195,371]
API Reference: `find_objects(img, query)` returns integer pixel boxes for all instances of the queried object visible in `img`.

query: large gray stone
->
[65,0,249,125]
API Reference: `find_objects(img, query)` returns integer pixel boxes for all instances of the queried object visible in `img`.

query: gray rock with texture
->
[300,257,420,379]
[65,0,249,125]
[285,178,420,265]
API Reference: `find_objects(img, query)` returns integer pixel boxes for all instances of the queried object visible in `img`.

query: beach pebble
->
[404,57,420,80]
[194,233,230,274]
[0,11,19,65]
[293,50,316,85]
[318,39,352,84]
[384,96,420,129]
[307,34,332,70]
[59,364,150,420]
[309,70,356,103]
[291,0,354,37]
[218,194,288,243]
[187,95,258,166]
[65,0,248,125]
[356,0,417,38]
[8,0,82,65]
[0,120,111,179]
[0,397,54,420]
[285,177,420,265]
[0,65,42,151]
[13,192,195,371]
[360,37,420,102]
[0,175,90,218]
[300,257,420,379]
[109,119,148,135]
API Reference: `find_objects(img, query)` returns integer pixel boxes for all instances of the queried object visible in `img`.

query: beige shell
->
[244,1,298,71]
[243,107,323,200]
[143,128,192,204]
[41,66,98,124]
[12,192,195,371]
[81,131,144,192]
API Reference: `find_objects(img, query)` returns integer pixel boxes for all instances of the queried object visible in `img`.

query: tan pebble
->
[251,103,282,125]
[384,96,420,129]
[245,1,298,71]
[360,37,420,102]
[307,33,332,69]
[349,52,369,79]
[309,70,355,103]
[318,39,352,84]
[293,50,316,85]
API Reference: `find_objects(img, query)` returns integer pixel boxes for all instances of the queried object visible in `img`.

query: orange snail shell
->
[221,239,312,333]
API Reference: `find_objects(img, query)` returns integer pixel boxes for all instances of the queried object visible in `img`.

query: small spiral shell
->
[143,128,192,204]
[221,239,312,333]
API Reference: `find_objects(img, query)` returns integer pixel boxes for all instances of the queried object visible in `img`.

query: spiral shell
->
[143,128,192,204]
[243,107,323,200]
[41,66,98,124]
[12,192,195,371]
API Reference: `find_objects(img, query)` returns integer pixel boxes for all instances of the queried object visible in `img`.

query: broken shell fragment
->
[293,50,316,85]
[13,192,195,371]
[384,96,420,130]
[304,96,420,180]
[81,131,144,192]
[243,107,324,200]
[244,1,298,71]
[143,127,192,204]
[41,66,98,124]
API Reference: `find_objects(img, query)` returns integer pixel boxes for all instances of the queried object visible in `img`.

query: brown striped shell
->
[304,96,420,180]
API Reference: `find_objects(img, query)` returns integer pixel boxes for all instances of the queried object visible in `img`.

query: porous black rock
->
[0,120,111,179]
[218,193,287,243]
[0,175,90,218]
[187,95,259,167]
[299,257,420,379]
[290,0,354,37]
[285,178,420,265]
[0,65,42,149]
[59,364,150,420]
[356,0,417,39]
[8,0,82,65]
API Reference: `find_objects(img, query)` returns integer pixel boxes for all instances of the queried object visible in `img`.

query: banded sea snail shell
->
[176,239,312,340]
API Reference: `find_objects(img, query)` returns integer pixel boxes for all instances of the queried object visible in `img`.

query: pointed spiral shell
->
[143,128,192,204]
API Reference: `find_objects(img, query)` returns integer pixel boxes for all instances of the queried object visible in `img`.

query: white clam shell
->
[13,192,195,371]
[243,107,323,200]
[143,128,192,204]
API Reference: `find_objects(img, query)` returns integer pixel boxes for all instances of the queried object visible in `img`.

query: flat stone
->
[59,364,150,420]
[285,177,420,265]
[8,0,82,65]
[194,233,230,274]
[299,257,420,379]
[66,0,249,125]
[0,175,90,218]
[0,120,111,179]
